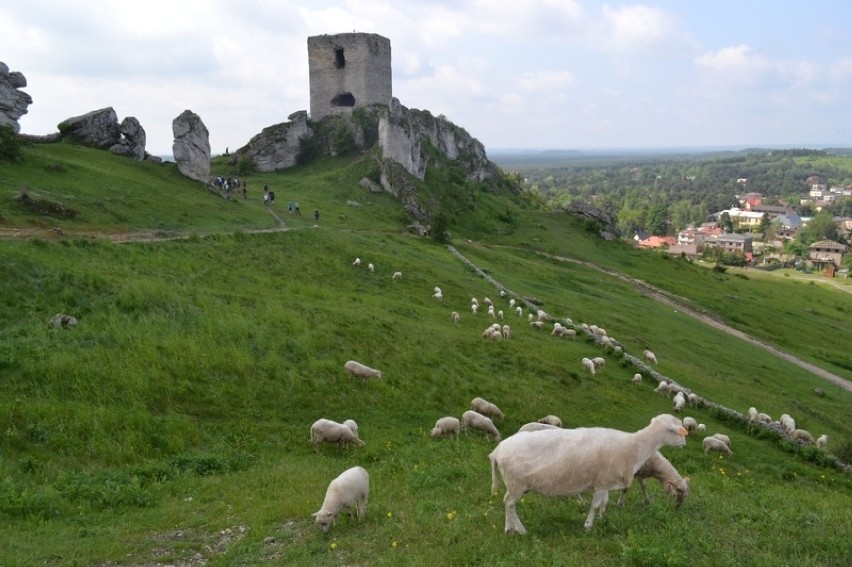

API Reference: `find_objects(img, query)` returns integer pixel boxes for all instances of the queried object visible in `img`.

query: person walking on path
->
[288,201,293,214]
[294,200,301,216]
[263,186,269,207]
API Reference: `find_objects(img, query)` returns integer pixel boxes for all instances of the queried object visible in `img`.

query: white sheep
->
[498,310,504,320]
[471,303,479,315]
[471,297,479,306]
[616,451,690,508]
[451,311,460,324]
[489,413,688,533]
[312,466,369,533]
[755,412,772,424]
[487,306,495,318]
[392,271,402,280]
[515,306,523,317]
[518,422,560,433]
[791,429,815,444]
[499,290,506,298]
[530,321,544,330]
[654,381,669,395]
[431,416,461,438]
[501,325,511,340]
[747,407,758,421]
[434,286,442,295]
[352,257,361,267]
[342,419,359,437]
[536,309,548,321]
[672,392,686,413]
[687,393,700,407]
[710,433,731,448]
[462,410,501,440]
[591,357,606,369]
[432,291,443,301]
[816,434,828,448]
[482,323,503,340]
[643,350,658,364]
[780,414,796,434]
[509,299,516,308]
[368,262,374,272]
[538,415,563,427]
[484,297,493,307]
[471,397,504,421]
[632,373,643,384]
[696,423,706,432]
[343,360,383,379]
[581,357,596,375]
[703,436,732,456]
[310,418,366,451]
[682,417,698,433]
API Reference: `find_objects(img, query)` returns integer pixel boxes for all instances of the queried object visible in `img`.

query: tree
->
[648,204,669,236]
[796,210,840,245]
[758,212,771,234]
[719,211,734,233]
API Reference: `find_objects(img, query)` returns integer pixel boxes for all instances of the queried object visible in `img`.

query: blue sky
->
[3,1,851,155]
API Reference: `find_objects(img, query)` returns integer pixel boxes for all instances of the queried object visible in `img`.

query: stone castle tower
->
[307,33,392,121]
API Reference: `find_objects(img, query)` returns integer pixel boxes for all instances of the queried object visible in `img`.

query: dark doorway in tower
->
[331,92,356,107]
[335,47,345,69]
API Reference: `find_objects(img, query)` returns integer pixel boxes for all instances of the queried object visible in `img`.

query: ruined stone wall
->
[308,33,392,121]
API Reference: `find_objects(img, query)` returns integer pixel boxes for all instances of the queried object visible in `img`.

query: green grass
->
[0,143,851,565]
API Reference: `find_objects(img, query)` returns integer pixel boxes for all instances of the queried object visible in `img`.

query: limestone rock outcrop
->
[235,111,310,172]
[172,110,210,182]
[109,116,146,160]
[0,62,33,134]
[58,107,121,148]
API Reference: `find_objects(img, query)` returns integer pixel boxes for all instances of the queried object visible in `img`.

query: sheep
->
[489,413,688,533]
[643,350,658,364]
[434,286,442,295]
[591,357,606,369]
[352,257,361,267]
[747,407,758,422]
[581,357,596,375]
[755,412,772,424]
[703,436,732,456]
[536,309,548,321]
[48,313,78,329]
[779,414,796,433]
[368,262,374,273]
[710,433,731,448]
[501,324,511,340]
[487,306,495,318]
[471,397,504,421]
[451,311,460,324]
[515,306,523,317]
[632,373,643,384]
[530,321,544,330]
[682,417,698,433]
[499,290,506,298]
[687,393,700,407]
[616,451,690,508]
[498,310,504,320]
[672,392,686,413]
[431,416,461,438]
[561,328,577,339]
[538,415,563,427]
[471,303,479,315]
[312,466,369,533]
[484,297,493,307]
[791,429,815,444]
[518,422,560,433]
[528,313,534,322]
[462,410,501,440]
[816,434,828,448]
[482,323,503,340]
[654,381,669,395]
[343,360,383,379]
[392,271,403,280]
[432,291,443,301]
[342,419,359,437]
[509,299,516,308]
[471,297,479,307]
[696,423,706,432]
[310,418,366,451]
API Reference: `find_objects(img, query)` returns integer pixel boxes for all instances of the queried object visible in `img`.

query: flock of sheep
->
[308,255,832,535]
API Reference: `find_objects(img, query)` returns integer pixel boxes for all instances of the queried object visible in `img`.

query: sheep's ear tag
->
[679,427,688,437]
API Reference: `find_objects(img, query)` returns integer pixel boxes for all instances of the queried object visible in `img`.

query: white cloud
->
[600,4,679,52]
[517,70,575,92]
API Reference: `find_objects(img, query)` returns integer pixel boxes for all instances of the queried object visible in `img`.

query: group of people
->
[212,176,248,199]
[262,186,317,219]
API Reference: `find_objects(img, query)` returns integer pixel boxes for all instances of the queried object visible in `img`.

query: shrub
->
[0,124,22,161]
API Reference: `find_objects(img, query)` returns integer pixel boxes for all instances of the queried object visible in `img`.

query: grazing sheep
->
[748,407,758,422]
[632,373,643,384]
[616,451,690,508]
[687,393,700,407]
[499,290,506,298]
[591,357,606,369]
[518,422,560,433]
[696,423,706,433]
[643,350,658,364]
[816,434,828,449]
[451,311,460,324]
[672,392,686,413]
[487,306,495,318]
[791,429,815,444]
[312,466,369,533]
[462,410,501,440]
[515,306,523,317]
[484,297,493,307]
[342,419,359,436]
[482,323,503,340]
[343,360,383,379]
[682,417,698,433]
[498,310,504,320]
[471,303,479,315]
[581,357,596,375]
[502,325,512,340]
[528,313,534,322]
[780,414,796,433]
[368,263,374,272]
[432,291,443,301]
[654,381,669,395]
[710,433,731,449]
[434,286,442,295]
[352,257,361,267]
[703,436,732,456]
[48,313,78,329]
[310,419,366,451]
[489,414,688,533]
[536,309,548,321]
[471,297,479,307]
[509,299,516,308]
[538,415,563,427]
[755,412,772,424]
[431,416,461,438]
[471,397,504,421]
[392,271,403,280]
[530,321,544,330]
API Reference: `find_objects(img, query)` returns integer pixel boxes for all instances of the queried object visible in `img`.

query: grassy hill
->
[1,142,851,565]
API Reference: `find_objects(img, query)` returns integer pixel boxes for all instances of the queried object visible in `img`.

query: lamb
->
[499,290,506,298]
[515,306,523,317]
[462,410,501,440]
[310,418,366,451]
[451,311,460,324]
[816,434,828,448]
[343,360,383,379]
[471,397,504,421]
[696,423,706,432]
[509,299,516,308]
[791,429,815,444]
[518,422,560,432]
[312,466,369,533]
[643,350,658,364]
[581,357,596,375]
[682,416,698,433]
[352,257,361,267]
[489,413,688,533]
[616,451,690,508]
[434,286,442,295]
[591,357,606,369]
[432,290,443,301]
[392,271,403,280]
[368,262,374,273]
[632,373,643,384]
[501,324,511,340]
[431,416,461,438]
[497,310,504,320]
[538,415,563,427]
[779,414,796,433]
[672,392,686,413]
[471,303,479,315]
[703,436,732,456]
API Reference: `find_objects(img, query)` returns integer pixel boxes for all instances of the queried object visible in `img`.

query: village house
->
[705,233,754,261]
[636,235,676,250]
[808,240,848,277]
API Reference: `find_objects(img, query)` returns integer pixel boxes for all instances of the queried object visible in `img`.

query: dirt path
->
[535,250,852,393]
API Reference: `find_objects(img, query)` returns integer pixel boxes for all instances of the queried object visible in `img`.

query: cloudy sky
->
[3,1,852,156]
